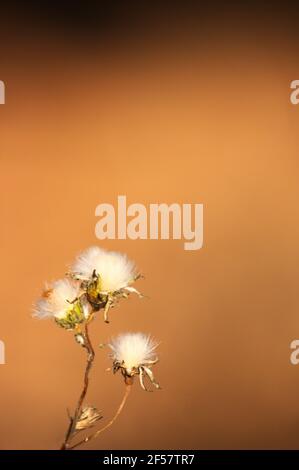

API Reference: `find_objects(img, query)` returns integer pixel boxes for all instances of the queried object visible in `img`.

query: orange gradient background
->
[1,8,299,449]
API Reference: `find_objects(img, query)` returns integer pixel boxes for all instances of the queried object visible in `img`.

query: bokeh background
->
[1,2,299,449]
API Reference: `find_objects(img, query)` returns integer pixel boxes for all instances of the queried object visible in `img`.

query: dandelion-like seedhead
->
[109,332,158,370]
[71,246,137,293]
[109,332,160,391]
[70,246,142,322]
[33,278,90,329]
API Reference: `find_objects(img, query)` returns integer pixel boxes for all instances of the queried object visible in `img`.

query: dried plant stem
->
[69,384,132,450]
[60,321,95,450]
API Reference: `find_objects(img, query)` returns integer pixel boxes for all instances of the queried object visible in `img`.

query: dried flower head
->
[109,332,160,391]
[70,246,142,322]
[33,279,90,330]
[75,406,102,431]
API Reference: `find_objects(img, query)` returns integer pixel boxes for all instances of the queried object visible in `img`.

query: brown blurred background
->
[1,2,299,449]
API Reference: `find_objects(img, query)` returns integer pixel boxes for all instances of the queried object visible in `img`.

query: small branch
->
[69,384,132,450]
[60,321,95,450]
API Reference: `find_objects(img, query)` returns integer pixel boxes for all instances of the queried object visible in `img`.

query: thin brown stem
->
[60,321,95,450]
[69,384,132,450]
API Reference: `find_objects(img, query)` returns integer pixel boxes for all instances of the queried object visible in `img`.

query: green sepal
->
[55,300,85,330]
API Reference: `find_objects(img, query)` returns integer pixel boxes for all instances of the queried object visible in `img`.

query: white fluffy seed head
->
[33,278,81,320]
[109,332,158,371]
[71,246,137,293]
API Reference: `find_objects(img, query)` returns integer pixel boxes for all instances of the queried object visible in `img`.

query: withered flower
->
[75,406,102,431]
